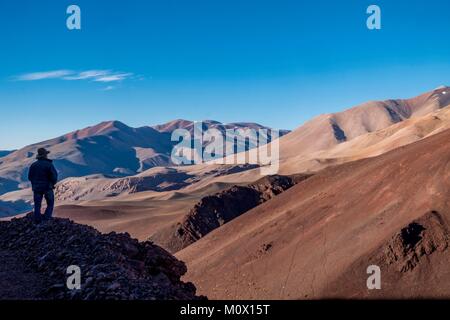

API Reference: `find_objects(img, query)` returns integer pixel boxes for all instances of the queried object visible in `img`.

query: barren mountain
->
[3,87,450,300]
[281,86,450,156]
[0,120,172,195]
[177,127,450,299]
[153,119,290,137]
[151,174,311,253]
[0,119,283,198]
[223,86,450,174]
[2,88,449,217]
[5,88,450,239]
[281,97,450,174]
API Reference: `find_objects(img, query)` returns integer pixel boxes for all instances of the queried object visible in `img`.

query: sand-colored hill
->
[281,101,450,174]
[177,127,450,299]
[221,86,450,174]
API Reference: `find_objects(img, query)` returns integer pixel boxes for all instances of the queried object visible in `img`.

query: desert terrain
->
[2,87,450,299]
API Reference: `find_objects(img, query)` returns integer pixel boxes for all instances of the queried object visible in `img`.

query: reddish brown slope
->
[151,175,309,253]
[177,127,450,299]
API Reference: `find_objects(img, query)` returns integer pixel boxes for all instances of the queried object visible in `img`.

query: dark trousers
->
[33,189,55,221]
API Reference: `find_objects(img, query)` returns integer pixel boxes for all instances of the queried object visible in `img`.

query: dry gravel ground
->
[0,216,202,300]
[0,249,46,299]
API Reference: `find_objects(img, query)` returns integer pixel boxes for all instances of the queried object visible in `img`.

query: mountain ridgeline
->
[0,120,286,197]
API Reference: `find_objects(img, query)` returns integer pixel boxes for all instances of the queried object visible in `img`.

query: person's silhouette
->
[28,148,58,223]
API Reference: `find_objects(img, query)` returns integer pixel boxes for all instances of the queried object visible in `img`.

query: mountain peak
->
[152,119,193,133]
[96,120,130,131]
[63,120,131,140]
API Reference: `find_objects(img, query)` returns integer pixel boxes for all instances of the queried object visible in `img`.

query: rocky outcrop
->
[379,210,449,272]
[324,210,450,299]
[152,174,311,253]
[0,215,203,300]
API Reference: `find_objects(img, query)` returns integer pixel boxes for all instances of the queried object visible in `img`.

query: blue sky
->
[1,0,450,149]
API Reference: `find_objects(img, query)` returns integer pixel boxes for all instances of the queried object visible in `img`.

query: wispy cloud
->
[15,70,73,81]
[63,70,110,80]
[100,85,116,91]
[14,69,135,83]
[94,73,133,83]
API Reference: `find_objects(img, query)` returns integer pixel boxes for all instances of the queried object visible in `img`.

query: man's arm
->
[49,164,58,186]
[28,164,34,182]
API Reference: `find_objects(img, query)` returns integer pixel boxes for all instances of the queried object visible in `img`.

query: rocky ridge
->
[0,215,203,300]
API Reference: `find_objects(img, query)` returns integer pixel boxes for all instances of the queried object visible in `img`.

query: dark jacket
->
[28,158,58,192]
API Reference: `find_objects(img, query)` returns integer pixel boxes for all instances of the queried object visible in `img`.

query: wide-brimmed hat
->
[37,148,50,157]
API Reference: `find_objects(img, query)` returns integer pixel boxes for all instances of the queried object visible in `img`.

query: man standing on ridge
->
[28,148,58,223]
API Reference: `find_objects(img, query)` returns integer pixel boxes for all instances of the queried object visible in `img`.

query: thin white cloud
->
[14,69,134,83]
[63,70,110,80]
[101,85,116,91]
[94,73,133,83]
[15,70,73,81]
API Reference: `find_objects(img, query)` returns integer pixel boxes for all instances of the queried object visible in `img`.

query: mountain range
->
[2,86,450,299]
[0,120,286,198]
